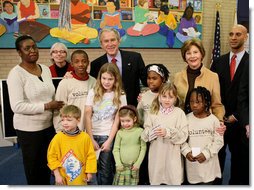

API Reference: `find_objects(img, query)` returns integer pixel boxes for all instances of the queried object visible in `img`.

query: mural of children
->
[157,5,177,48]
[17,0,40,21]
[176,5,200,43]
[0,0,19,36]
[16,0,50,42]
[127,0,159,36]
[50,0,98,44]
[98,0,125,37]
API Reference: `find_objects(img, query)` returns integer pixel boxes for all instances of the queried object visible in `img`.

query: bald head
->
[229,24,248,53]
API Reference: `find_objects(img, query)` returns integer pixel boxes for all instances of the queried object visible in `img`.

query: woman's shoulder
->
[201,66,219,79]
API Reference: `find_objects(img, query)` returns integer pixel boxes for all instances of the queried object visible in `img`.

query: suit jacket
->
[210,51,249,119]
[237,61,249,127]
[90,50,147,106]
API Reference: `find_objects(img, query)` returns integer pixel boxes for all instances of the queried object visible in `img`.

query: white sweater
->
[7,64,55,132]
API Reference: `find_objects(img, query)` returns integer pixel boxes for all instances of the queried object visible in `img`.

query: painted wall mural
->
[0,0,203,48]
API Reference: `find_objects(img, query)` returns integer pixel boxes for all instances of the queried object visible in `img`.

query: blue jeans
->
[92,135,114,185]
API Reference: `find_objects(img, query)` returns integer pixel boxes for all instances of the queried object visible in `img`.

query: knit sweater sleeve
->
[7,66,45,114]
[133,128,147,168]
[112,131,124,167]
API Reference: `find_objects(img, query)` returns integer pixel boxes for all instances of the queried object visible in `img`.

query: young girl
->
[181,86,223,184]
[85,63,127,185]
[137,63,170,125]
[112,105,147,185]
[137,63,169,185]
[47,105,97,185]
[141,82,188,185]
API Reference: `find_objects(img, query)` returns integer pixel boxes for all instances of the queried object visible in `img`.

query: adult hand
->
[245,124,250,138]
[215,122,226,136]
[45,101,64,110]
[64,71,73,79]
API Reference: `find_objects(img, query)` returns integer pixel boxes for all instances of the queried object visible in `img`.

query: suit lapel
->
[120,50,128,82]
[231,52,249,83]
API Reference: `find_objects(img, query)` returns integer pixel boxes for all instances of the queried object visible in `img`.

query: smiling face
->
[4,2,14,14]
[71,53,89,77]
[229,25,247,53]
[185,45,203,69]
[51,48,67,66]
[101,72,115,92]
[100,30,120,57]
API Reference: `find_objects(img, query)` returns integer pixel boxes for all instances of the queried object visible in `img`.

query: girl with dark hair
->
[181,86,223,184]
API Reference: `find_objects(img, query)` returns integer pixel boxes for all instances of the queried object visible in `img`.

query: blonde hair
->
[60,105,81,119]
[150,82,179,114]
[119,105,139,124]
[93,63,124,108]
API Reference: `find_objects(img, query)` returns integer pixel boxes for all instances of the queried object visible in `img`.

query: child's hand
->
[85,173,93,182]
[116,166,124,171]
[154,127,166,137]
[92,139,100,150]
[195,153,206,163]
[131,166,139,171]
[55,173,65,185]
[186,152,196,162]
[101,140,111,152]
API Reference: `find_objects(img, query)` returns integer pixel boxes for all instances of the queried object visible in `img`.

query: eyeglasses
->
[52,50,66,54]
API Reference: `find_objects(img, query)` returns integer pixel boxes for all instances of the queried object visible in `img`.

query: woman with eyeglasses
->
[7,35,64,185]
[49,42,73,77]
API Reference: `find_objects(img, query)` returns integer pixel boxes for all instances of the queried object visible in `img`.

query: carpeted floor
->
[0,144,231,185]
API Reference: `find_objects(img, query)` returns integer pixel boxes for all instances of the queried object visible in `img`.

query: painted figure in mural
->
[0,0,19,36]
[157,5,177,48]
[127,0,159,36]
[50,0,98,44]
[16,0,50,42]
[17,0,40,21]
[98,0,125,37]
[176,4,200,43]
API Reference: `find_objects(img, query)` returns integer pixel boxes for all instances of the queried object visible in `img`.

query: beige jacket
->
[173,65,225,121]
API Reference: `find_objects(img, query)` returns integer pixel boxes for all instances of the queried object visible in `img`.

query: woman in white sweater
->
[7,35,64,185]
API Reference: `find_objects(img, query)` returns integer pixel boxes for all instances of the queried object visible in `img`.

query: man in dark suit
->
[90,28,147,107]
[237,61,249,185]
[210,24,249,185]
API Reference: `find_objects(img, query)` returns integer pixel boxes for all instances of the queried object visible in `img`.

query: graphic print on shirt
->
[62,149,83,182]
[92,99,117,122]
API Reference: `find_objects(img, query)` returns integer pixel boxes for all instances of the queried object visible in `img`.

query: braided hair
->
[185,86,211,114]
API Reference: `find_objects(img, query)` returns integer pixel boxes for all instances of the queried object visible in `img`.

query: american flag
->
[211,11,221,63]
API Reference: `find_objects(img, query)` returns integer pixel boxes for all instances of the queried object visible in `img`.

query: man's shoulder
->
[91,53,107,64]
[120,49,140,56]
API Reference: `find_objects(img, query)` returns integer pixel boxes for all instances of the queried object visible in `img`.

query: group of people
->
[6,25,249,185]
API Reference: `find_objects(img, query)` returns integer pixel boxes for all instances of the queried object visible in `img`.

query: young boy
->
[47,105,97,185]
[53,50,96,132]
